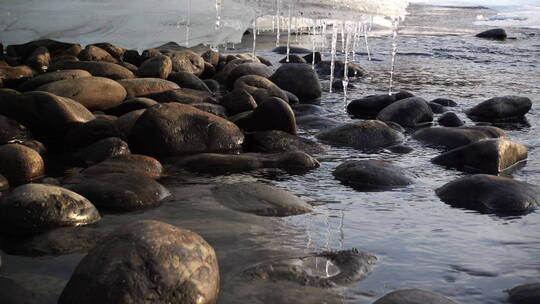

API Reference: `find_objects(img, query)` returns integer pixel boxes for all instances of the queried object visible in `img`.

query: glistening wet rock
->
[432,139,528,174]
[0,184,101,235]
[240,97,298,135]
[75,137,130,166]
[347,91,414,118]
[234,74,288,105]
[377,97,433,128]
[507,282,540,304]
[116,78,179,98]
[81,154,163,179]
[167,71,211,92]
[466,96,532,122]
[48,60,134,80]
[0,144,44,185]
[104,97,157,116]
[316,120,404,150]
[436,174,540,214]
[374,289,458,304]
[136,54,172,79]
[245,130,325,155]
[333,160,414,189]
[219,89,257,116]
[212,182,312,216]
[413,126,506,150]
[58,220,219,304]
[476,28,507,40]
[17,69,92,92]
[296,115,342,130]
[269,63,322,104]
[0,114,32,144]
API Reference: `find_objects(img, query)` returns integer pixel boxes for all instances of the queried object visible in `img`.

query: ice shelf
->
[0,0,409,50]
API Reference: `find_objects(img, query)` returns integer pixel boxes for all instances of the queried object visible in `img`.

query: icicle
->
[388,18,399,95]
[322,21,327,48]
[215,0,222,30]
[343,28,352,107]
[272,15,275,33]
[351,22,359,63]
[329,25,338,93]
[340,22,345,53]
[294,16,299,42]
[252,17,258,59]
[185,0,191,47]
[286,4,292,62]
[311,22,316,69]
[276,0,281,47]
[363,23,372,61]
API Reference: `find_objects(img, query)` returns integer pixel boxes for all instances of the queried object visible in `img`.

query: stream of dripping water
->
[286,4,292,62]
[311,22,316,69]
[329,24,338,93]
[215,0,222,30]
[363,23,372,61]
[343,28,352,107]
[252,17,257,58]
[388,19,399,95]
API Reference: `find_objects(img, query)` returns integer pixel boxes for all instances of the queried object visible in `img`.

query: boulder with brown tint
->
[0,143,44,184]
[117,78,179,98]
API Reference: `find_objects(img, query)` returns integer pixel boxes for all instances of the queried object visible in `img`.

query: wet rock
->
[75,137,130,166]
[48,60,134,80]
[476,28,507,40]
[130,103,244,156]
[220,88,257,116]
[386,144,414,154]
[240,97,297,135]
[18,69,92,92]
[413,126,506,150]
[0,114,32,144]
[347,91,414,118]
[315,61,366,77]
[508,282,540,304]
[432,139,528,174]
[0,91,95,143]
[234,74,288,104]
[333,160,414,189]
[104,97,157,116]
[141,48,162,61]
[270,63,322,104]
[431,98,457,107]
[200,62,216,79]
[24,46,51,71]
[257,56,273,66]
[438,112,464,127]
[272,46,312,54]
[0,174,8,190]
[78,45,117,63]
[303,51,322,64]
[20,139,47,156]
[82,154,163,179]
[466,96,532,122]
[316,120,404,150]
[116,61,138,73]
[374,289,458,304]
[296,115,342,130]
[212,182,312,216]
[0,144,44,184]
[117,77,179,98]
[147,88,216,104]
[284,90,300,105]
[332,79,355,91]
[436,174,540,214]
[428,102,448,114]
[201,49,220,66]
[68,173,170,212]
[115,109,146,138]
[64,118,125,149]
[0,65,35,87]
[245,130,325,155]
[191,103,228,118]
[170,151,319,174]
[0,276,48,304]
[91,42,125,60]
[7,39,82,59]
[213,58,254,85]
[279,54,307,64]
[136,54,172,79]
[227,63,273,88]
[377,97,433,128]
[123,49,143,66]
[37,76,127,111]
[168,71,211,92]
[293,104,329,116]
[58,220,219,304]
[203,79,220,92]
[0,184,100,235]
[164,49,205,76]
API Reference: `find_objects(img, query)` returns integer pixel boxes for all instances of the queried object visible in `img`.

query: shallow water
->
[1,4,539,304]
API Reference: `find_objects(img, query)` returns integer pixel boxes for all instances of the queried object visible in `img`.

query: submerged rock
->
[170,151,319,174]
[245,130,325,155]
[374,289,458,304]
[212,182,312,216]
[58,220,219,304]
[333,160,414,189]
[347,91,414,118]
[436,174,540,214]
[377,97,433,128]
[0,184,101,235]
[316,120,404,150]
[413,126,506,150]
[476,28,507,40]
[0,143,44,184]
[508,282,540,304]
[431,98,458,107]
[296,115,342,130]
[432,139,528,174]
[466,96,532,122]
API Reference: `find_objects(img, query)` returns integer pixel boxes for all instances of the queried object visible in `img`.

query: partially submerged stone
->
[374,289,458,304]
[82,154,163,179]
[508,282,540,304]
[377,97,433,128]
[413,126,506,150]
[333,160,414,189]
[245,130,325,155]
[466,96,532,122]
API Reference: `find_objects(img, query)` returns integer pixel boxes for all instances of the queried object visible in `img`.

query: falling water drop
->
[388,18,399,95]
[329,24,338,93]
[252,17,258,59]
[363,23,372,61]
[286,4,292,62]
[215,0,222,30]
[185,0,191,47]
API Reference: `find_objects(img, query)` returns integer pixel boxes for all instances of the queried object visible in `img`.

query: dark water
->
[1,4,539,304]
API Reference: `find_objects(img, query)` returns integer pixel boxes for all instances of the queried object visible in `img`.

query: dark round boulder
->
[466,96,532,122]
[245,130,324,155]
[0,174,8,190]
[201,49,220,66]
[115,109,146,138]
[91,42,126,60]
[7,39,82,59]
[212,58,254,85]
[293,104,329,116]
[130,103,244,156]
[58,220,219,304]
[296,115,342,130]
[104,97,157,116]
[64,118,125,149]
[377,97,433,128]
[48,60,135,80]
[279,54,307,64]
[244,97,297,135]
[227,63,273,88]
[0,65,35,87]
[117,78,180,98]
[68,173,170,212]
[191,103,228,118]
[272,46,312,54]
[0,184,101,235]
[164,49,205,76]
[431,98,457,107]
[374,289,458,304]
[476,28,507,40]
[203,79,220,92]
[136,54,172,79]
[347,91,414,118]
[413,126,506,150]
[24,46,51,71]
[508,282,540,304]
[428,102,448,114]
[0,114,32,144]
[316,120,404,150]
[303,51,322,64]
[234,74,288,104]
[82,154,163,179]
[436,174,540,214]
[269,63,322,103]
[167,71,211,92]
[315,60,366,78]
[219,88,257,116]
[144,88,215,104]
[75,137,130,166]
[78,45,117,63]
[333,160,414,189]
[438,112,464,127]
[17,69,92,92]
[0,144,44,184]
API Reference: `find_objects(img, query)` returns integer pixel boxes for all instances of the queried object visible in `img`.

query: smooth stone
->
[284,90,300,105]
[115,109,146,137]
[123,49,143,66]
[438,112,464,127]
[18,69,92,92]
[20,139,47,156]
[386,144,414,154]
[201,49,220,66]
[315,60,366,77]
[212,58,254,85]
[25,46,51,71]
[476,28,507,40]
[374,289,458,304]
[0,114,32,144]
[377,97,433,128]
[296,115,342,130]
[466,96,532,122]
[163,49,205,75]
[432,138,528,174]
[0,174,8,190]
[191,103,228,118]
[167,71,211,92]
[116,78,180,98]
[203,79,220,92]
[279,54,307,64]
[508,282,540,304]
[144,88,216,104]
[428,102,448,114]
[82,154,163,179]
[220,88,257,116]
[431,98,458,107]
[227,63,273,88]
[64,118,125,149]
[104,97,157,116]
[91,42,125,60]
[303,51,322,64]
[136,54,172,79]
[7,39,81,59]
[316,120,404,150]
[436,174,540,213]
[0,276,48,304]
[272,46,313,54]
[347,91,414,118]
[242,97,297,135]
[245,130,325,155]
[333,160,414,189]
[117,61,138,73]
[58,220,219,304]
[0,184,101,235]
[0,144,44,184]
[36,76,127,111]
[331,79,355,91]
[413,126,506,150]
[169,151,319,174]
[78,45,117,63]
[269,63,322,104]
[234,74,288,105]
[68,173,170,212]
[130,103,244,156]
[0,65,35,86]
[200,62,216,79]
[75,137,130,166]
[48,60,134,80]
[212,182,312,216]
